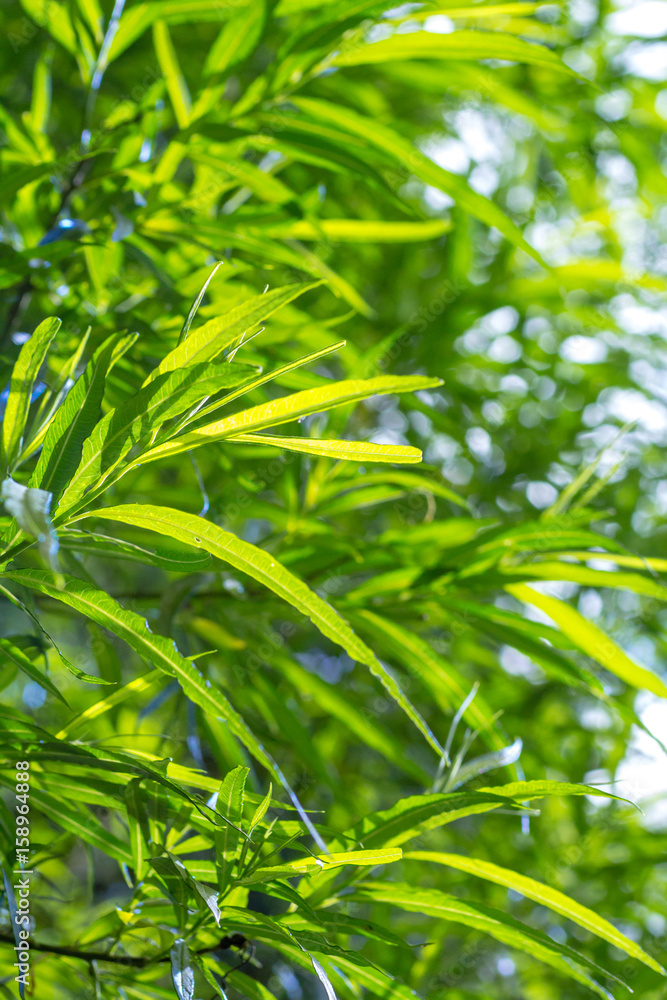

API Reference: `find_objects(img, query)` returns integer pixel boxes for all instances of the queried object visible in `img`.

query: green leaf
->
[0,636,67,705]
[250,784,273,831]
[145,282,320,383]
[216,765,249,893]
[30,332,136,504]
[125,777,150,880]
[0,580,113,685]
[140,374,442,462]
[60,529,213,573]
[1,316,60,468]
[272,654,425,780]
[329,30,575,74]
[28,787,132,863]
[180,261,225,341]
[77,504,444,757]
[500,559,667,601]
[188,149,294,204]
[203,0,265,75]
[240,847,402,884]
[232,434,423,464]
[405,851,666,975]
[246,219,451,243]
[351,882,622,999]
[507,583,667,698]
[3,568,327,851]
[342,789,526,849]
[192,340,346,423]
[291,97,546,266]
[57,361,256,515]
[4,569,267,752]
[55,670,162,739]
[153,20,191,128]
[350,609,508,752]
[20,0,79,57]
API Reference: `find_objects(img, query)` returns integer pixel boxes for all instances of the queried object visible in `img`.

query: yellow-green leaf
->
[405,850,666,976]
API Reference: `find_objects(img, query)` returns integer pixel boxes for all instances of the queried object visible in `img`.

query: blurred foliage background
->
[1,0,667,997]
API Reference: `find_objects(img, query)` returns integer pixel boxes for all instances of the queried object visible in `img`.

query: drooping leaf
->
[0,636,67,705]
[405,851,666,975]
[507,583,667,698]
[171,939,195,1000]
[351,882,622,999]
[291,97,546,266]
[77,505,444,757]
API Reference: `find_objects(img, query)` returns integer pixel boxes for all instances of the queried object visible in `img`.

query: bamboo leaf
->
[351,882,622,999]
[329,30,575,74]
[232,434,423,464]
[240,848,402,884]
[3,568,328,851]
[171,939,195,1000]
[405,851,666,975]
[140,374,442,462]
[57,361,256,514]
[2,316,60,468]
[30,332,136,504]
[216,765,249,893]
[153,20,191,128]
[0,636,67,705]
[146,282,320,383]
[507,583,667,698]
[291,97,546,266]
[76,504,444,757]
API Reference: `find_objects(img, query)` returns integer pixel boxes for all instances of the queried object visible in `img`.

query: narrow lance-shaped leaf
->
[329,30,576,74]
[139,374,443,462]
[30,332,136,505]
[2,316,60,469]
[192,339,346,424]
[0,580,114,685]
[2,569,327,851]
[171,939,196,1000]
[181,260,224,341]
[507,583,667,698]
[76,505,444,757]
[239,847,402,885]
[27,787,132,863]
[350,609,508,752]
[145,282,321,383]
[57,361,256,515]
[153,20,191,128]
[0,636,68,706]
[1,479,59,571]
[291,97,547,267]
[125,778,150,880]
[216,765,249,894]
[405,850,666,975]
[231,434,423,464]
[350,882,622,1000]
[59,529,213,573]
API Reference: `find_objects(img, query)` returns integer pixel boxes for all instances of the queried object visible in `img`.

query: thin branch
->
[0,932,223,967]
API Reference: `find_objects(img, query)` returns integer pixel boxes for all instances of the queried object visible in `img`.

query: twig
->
[0,932,223,967]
